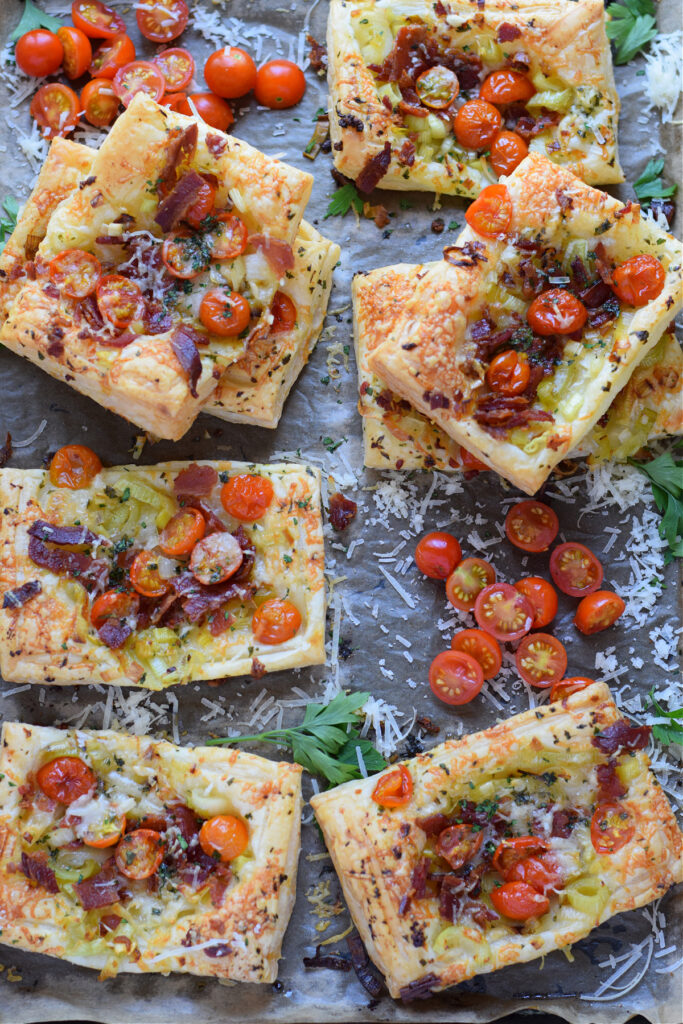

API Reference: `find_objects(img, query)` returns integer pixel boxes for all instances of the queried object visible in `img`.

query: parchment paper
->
[0,1,680,1022]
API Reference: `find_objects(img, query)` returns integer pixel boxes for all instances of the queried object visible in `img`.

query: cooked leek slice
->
[433,925,491,964]
[527,89,573,113]
[485,282,528,318]
[112,478,175,529]
[475,37,503,65]
[562,238,589,274]
[53,853,101,884]
[563,875,609,917]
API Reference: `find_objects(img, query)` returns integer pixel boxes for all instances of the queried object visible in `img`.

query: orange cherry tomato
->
[492,837,549,877]
[162,92,187,113]
[221,474,274,521]
[209,213,249,261]
[113,60,165,108]
[611,255,665,307]
[269,291,297,333]
[436,824,483,870]
[189,532,243,586]
[513,577,558,629]
[252,598,301,645]
[137,0,189,43]
[450,628,502,680]
[527,289,588,336]
[185,179,216,229]
[429,650,484,706]
[36,756,96,805]
[81,77,120,127]
[90,590,139,630]
[199,287,251,336]
[549,677,596,701]
[590,801,635,854]
[550,542,603,597]
[574,590,625,635]
[489,130,528,177]
[16,29,64,77]
[161,231,210,279]
[96,274,144,328]
[480,70,535,105]
[89,32,135,79]
[454,99,502,150]
[199,815,249,861]
[460,447,489,472]
[57,27,92,79]
[507,854,563,895]
[371,764,413,808]
[72,1,126,39]
[515,632,567,688]
[49,444,102,488]
[475,582,534,642]
[414,531,462,580]
[81,814,126,848]
[49,249,102,300]
[491,880,550,920]
[255,60,306,109]
[446,556,495,612]
[159,508,206,557]
[204,47,257,99]
[115,828,165,879]
[505,500,559,553]
[178,93,234,132]
[153,47,195,92]
[415,65,459,110]
[130,551,169,598]
[465,183,512,239]
[30,84,80,139]
[486,349,530,395]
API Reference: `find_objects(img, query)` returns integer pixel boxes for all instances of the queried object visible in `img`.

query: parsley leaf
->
[646,688,683,746]
[605,0,657,65]
[628,442,683,561]
[324,182,363,219]
[633,158,678,205]
[0,197,19,253]
[11,0,61,41]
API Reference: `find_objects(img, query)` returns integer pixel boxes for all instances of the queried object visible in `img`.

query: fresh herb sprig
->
[207,691,387,786]
[605,0,657,65]
[11,0,61,41]
[324,182,363,219]
[633,158,677,206]
[0,197,19,253]
[628,442,683,561]
[647,689,683,745]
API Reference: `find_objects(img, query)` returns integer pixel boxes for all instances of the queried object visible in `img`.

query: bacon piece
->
[347,932,383,997]
[551,809,579,837]
[370,25,429,81]
[356,141,392,194]
[400,973,439,1003]
[158,124,198,194]
[78,295,104,330]
[231,525,256,581]
[28,520,102,547]
[208,863,233,906]
[98,619,133,650]
[99,913,121,935]
[75,860,126,909]
[592,719,651,756]
[206,132,227,157]
[154,170,206,233]
[416,813,451,837]
[98,330,138,349]
[21,852,59,893]
[328,492,357,531]
[3,580,41,609]
[307,33,327,72]
[172,572,255,623]
[248,234,295,276]
[580,280,613,308]
[497,22,522,42]
[397,139,416,167]
[144,303,174,336]
[597,761,627,802]
[170,325,202,397]
[174,463,218,496]
[28,536,108,591]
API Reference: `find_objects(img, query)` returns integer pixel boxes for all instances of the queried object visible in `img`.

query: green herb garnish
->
[647,689,683,745]
[11,0,61,41]
[324,182,363,219]
[633,158,677,206]
[605,0,657,65]
[0,197,19,252]
[628,442,683,561]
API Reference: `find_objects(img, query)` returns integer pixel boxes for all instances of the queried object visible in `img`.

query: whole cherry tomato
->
[221,474,274,521]
[491,880,549,920]
[513,577,558,629]
[454,99,502,150]
[480,69,535,105]
[200,288,251,335]
[611,255,665,307]
[252,598,301,644]
[37,756,96,804]
[371,764,413,808]
[255,60,306,109]
[574,590,625,634]
[16,29,64,77]
[489,130,528,176]
[486,349,530,395]
[178,93,234,131]
[199,815,249,861]
[204,47,257,99]
[527,289,588,336]
[465,183,512,239]
[49,445,102,488]
[414,531,462,580]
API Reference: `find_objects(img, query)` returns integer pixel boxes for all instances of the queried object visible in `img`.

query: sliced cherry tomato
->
[89,32,135,79]
[416,65,459,110]
[57,27,92,79]
[446,557,495,612]
[513,577,558,629]
[465,183,512,239]
[49,249,101,300]
[507,855,562,895]
[185,179,216,229]
[505,500,559,553]
[492,836,549,877]
[90,589,139,630]
[491,880,550,920]
[204,46,257,99]
[115,828,165,879]
[49,444,102,488]
[16,29,64,77]
[200,287,251,336]
[450,628,502,680]
[414,531,462,580]
[153,47,195,91]
[550,542,603,597]
[480,70,535,105]
[454,99,502,150]
[489,130,528,177]
[30,83,80,139]
[161,231,210,279]
[130,551,169,598]
[574,590,625,635]
[137,0,189,43]
[209,213,249,261]
[159,508,206,557]
[527,288,588,336]
[178,93,234,131]
[460,447,489,472]
[81,78,120,127]
[474,582,534,642]
[269,291,296,333]
[199,814,249,861]
[590,801,635,854]
[549,677,596,701]
[113,61,165,108]
[190,532,243,585]
[429,650,484,706]
[162,91,187,113]
[371,764,412,808]
[72,1,126,39]
[221,474,274,521]
[515,632,567,688]
[255,60,306,109]
[486,349,530,395]
[252,598,301,645]
[611,255,665,307]
[37,756,96,805]
[436,824,483,870]
[80,813,126,848]
[96,274,144,328]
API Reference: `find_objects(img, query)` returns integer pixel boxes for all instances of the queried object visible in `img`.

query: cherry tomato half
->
[252,598,302,645]
[49,249,101,300]
[416,65,459,110]
[204,46,257,99]
[611,255,665,307]
[450,628,502,680]
[199,815,249,861]
[446,557,496,612]
[161,231,209,279]
[80,813,126,848]
[507,855,563,895]
[137,0,189,43]
[574,590,625,635]
[209,213,249,261]
[414,531,462,580]
[505,500,559,553]
[49,444,102,488]
[465,183,512,239]
[89,32,135,79]
[486,349,530,396]
[189,532,243,586]
[159,508,206,557]
[269,291,297,333]
[513,577,558,629]
[96,274,144,328]
[153,47,195,91]
[491,880,550,920]
[429,650,484,706]
[489,130,528,177]
[549,677,596,702]
[185,178,216,229]
[30,83,79,139]
[492,836,549,877]
[460,447,489,472]
[550,542,603,597]
[480,70,535,105]
[371,764,413,808]
[90,590,139,630]
[37,756,96,804]
[436,824,483,870]
[474,582,534,642]
[130,551,169,598]
[162,91,188,113]
[178,93,234,131]
[255,60,306,109]
[199,287,251,336]
[454,99,502,151]
[590,801,635,854]
[72,1,126,40]
[16,29,64,77]
[57,27,92,79]
[221,474,274,521]
[113,61,166,108]
[80,77,120,127]
[515,632,567,688]
[527,288,587,336]
[115,828,165,879]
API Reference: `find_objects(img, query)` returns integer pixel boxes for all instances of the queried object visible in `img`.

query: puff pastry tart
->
[312,682,683,1000]
[0,93,313,440]
[0,722,302,981]
[328,0,622,197]
[0,455,325,688]
[366,153,683,493]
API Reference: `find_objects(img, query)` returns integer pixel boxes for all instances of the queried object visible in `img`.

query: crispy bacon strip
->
[20,852,58,893]
[174,463,218,496]
[170,326,202,398]
[75,860,126,909]
[155,170,205,232]
[28,520,102,547]
[356,141,392,194]
[3,580,42,609]
[158,124,198,193]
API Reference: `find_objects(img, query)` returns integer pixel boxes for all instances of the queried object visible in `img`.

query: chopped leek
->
[433,925,491,964]
[563,875,609,917]
[112,478,175,529]
[527,89,574,112]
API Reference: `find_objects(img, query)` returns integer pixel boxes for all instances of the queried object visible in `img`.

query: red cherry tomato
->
[204,47,257,99]
[16,29,64,77]
[161,231,210,279]
[414,531,462,580]
[371,764,412,808]
[57,27,92,79]
[505,500,559,553]
[96,274,144,328]
[199,815,249,861]
[489,130,528,176]
[30,84,79,139]
[491,880,549,920]
[474,582,534,642]
[178,93,234,132]
[428,650,484,706]
[465,183,512,239]
[590,802,635,854]
[454,99,502,150]
[72,1,126,39]
[460,447,489,472]
[89,33,135,79]
[486,349,530,395]
[130,551,169,598]
[162,91,187,113]
[550,542,603,597]
[450,628,502,680]
[436,824,483,870]
[189,532,243,586]
[574,590,625,635]
[515,632,567,688]
[480,70,535,105]
[492,836,549,877]
[269,291,297,333]
[199,287,251,336]
[81,78,120,127]
[415,65,459,110]
[37,756,96,804]
[136,0,189,43]
[209,213,249,261]
[49,445,102,488]
[80,813,126,848]
[446,557,496,612]
[153,47,195,91]
[159,508,206,557]
[513,577,558,629]
[549,677,596,701]
[49,249,101,300]
[527,289,588,336]
[508,855,563,895]
[113,61,166,108]
[252,598,301,645]
[611,255,665,307]
[221,474,273,521]
[184,179,216,229]
[255,60,306,109]
[90,590,139,630]
[115,829,165,879]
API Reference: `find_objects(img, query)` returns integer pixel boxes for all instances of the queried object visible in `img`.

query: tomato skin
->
[89,33,135,79]
[81,814,126,848]
[549,677,595,702]
[491,880,549,920]
[161,232,209,279]
[49,249,101,300]
[454,99,502,150]
[414,531,462,580]
[130,551,169,598]
[505,500,559,553]
[162,91,188,113]
[515,632,567,688]
[611,255,665,307]
[159,508,206,557]
[550,542,603,597]
[513,577,558,629]
[115,829,165,879]
[113,61,166,107]
[199,815,249,861]
[446,557,496,612]
[16,30,64,77]
[210,213,249,261]
[489,130,528,177]
[590,801,635,854]
[527,288,588,336]
[574,590,625,635]
[178,93,234,131]
[221,474,273,522]
[72,1,126,39]
[255,60,306,109]
[49,444,102,488]
[57,27,92,79]
[486,349,530,396]
[415,65,459,110]
[269,291,296,333]
[30,84,80,139]
[96,274,144,328]
[81,78,120,127]
[252,598,301,645]
[480,70,535,105]
[429,650,484,706]
[200,288,250,336]
[90,589,139,630]
[492,836,549,877]
[507,855,562,895]
[474,582,534,642]
[185,179,216,229]
[153,47,195,91]
[137,0,189,43]
[36,756,96,805]
[204,47,257,99]
[189,532,243,586]
[465,183,512,239]
[436,824,483,870]
[460,447,488,472]
[371,764,412,808]
[450,628,502,680]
